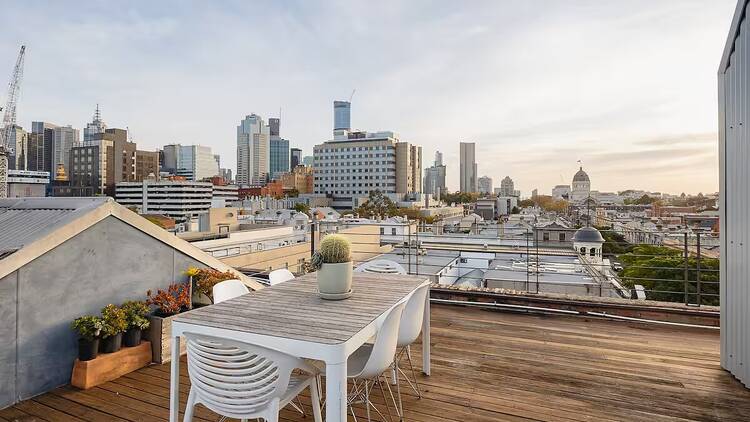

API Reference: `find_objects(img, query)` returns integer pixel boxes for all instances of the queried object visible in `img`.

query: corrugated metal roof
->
[0,197,111,257]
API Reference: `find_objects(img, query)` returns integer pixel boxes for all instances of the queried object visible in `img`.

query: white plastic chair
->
[345,301,406,422]
[268,268,295,286]
[392,284,430,418]
[212,279,248,304]
[182,333,322,422]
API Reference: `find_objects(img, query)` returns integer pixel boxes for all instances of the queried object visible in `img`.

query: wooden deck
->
[2,304,750,422]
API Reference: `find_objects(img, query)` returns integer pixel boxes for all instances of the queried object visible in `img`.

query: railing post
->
[696,232,702,307]
[310,219,316,256]
[684,231,689,305]
[525,228,530,292]
[534,226,539,294]
[407,223,412,274]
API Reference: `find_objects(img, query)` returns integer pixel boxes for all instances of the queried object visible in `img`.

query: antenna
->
[349,89,356,102]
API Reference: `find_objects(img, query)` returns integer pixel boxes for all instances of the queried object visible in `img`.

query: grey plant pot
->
[317,262,353,294]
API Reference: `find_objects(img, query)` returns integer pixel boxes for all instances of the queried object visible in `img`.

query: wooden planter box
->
[147,314,187,364]
[71,341,151,389]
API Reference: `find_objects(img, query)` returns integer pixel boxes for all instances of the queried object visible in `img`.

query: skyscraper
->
[236,114,270,185]
[270,138,290,179]
[333,101,351,131]
[424,151,446,199]
[290,148,302,168]
[162,144,219,181]
[268,118,280,137]
[478,176,493,194]
[30,122,58,173]
[499,176,515,197]
[83,105,106,144]
[460,142,477,193]
[52,125,79,175]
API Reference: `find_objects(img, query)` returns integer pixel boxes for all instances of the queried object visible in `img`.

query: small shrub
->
[100,304,128,338]
[147,283,190,316]
[71,316,103,341]
[121,300,150,330]
[186,267,237,303]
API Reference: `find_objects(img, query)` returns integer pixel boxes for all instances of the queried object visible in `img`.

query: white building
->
[115,180,214,221]
[7,170,49,197]
[313,130,421,209]
[212,184,239,202]
[477,176,493,194]
[52,126,79,175]
[571,167,591,202]
[552,184,571,200]
[162,144,219,181]
[237,114,270,185]
[498,176,516,197]
[459,142,477,192]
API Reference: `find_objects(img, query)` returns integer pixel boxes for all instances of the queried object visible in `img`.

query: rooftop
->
[5,304,747,421]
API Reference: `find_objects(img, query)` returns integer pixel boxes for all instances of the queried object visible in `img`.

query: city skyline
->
[0,1,736,194]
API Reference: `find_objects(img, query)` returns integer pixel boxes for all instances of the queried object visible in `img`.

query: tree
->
[511,206,520,214]
[442,191,479,205]
[356,190,398,218]
[518,199,535,208]
[293,202,310,214]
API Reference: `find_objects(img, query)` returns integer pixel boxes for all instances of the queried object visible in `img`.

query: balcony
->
[4,303,748,421]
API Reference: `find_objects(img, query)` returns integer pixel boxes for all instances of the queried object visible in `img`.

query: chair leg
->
[183,388,196,422]
[365,380,372,422]
[405,345,423,399]
[394,361,404,420]
[310,381,323,422]
[376,375,394,422]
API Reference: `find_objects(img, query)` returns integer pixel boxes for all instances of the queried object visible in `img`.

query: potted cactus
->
[311,234,353,299]
[100,304,128,353]
[121,301,150,347]
[71,316,104,361]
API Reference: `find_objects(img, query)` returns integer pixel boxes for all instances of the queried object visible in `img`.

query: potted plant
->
[121,301,150,347]
[189,267,238,305]
[146,283,191,363]
[100,304,127,353]
[311,234,353,299]
[71,316,104,361]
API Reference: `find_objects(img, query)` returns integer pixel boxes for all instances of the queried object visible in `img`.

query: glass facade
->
[333,101,351,130]
[270,138,289,179]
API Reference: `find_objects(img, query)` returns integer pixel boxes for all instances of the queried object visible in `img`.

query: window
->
[559,233,565,241]
[590,248,596,257]
[391,228,396,235]
[380,227,384,235]
[543,232,550,241]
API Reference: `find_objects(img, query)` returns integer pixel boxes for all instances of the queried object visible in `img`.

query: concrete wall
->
[0,216,206,408]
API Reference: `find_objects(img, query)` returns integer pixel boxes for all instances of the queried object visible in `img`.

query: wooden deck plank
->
[6,304,750,421]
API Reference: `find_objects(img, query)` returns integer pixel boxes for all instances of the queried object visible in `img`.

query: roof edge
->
[719,0,748,74]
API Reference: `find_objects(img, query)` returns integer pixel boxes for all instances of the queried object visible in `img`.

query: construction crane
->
[0,45,26,198]
[349,89,356,102]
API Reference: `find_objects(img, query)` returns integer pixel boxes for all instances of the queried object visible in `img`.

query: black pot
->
[100,333,122,353]
[78,338,99,361]
[123,328,142,347]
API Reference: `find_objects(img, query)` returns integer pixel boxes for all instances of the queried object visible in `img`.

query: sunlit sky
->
[0,1,737,195]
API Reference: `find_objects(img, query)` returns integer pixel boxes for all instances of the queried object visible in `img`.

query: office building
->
[498,176,516,197]
[302,155,313,166]
[52,125,80,176]
[460,142,477,192]
[221,168,233,183]
[236,114,270,185]
[268,118,280,137]
[424,151,447,200]
[115,179,214,221]
[290,148,302,168]
[83,105,106,144]
[552,184,571,200]
[313,130,422,208]
[135,150,160,181]
[7,125,28,171]
[270,138,290,179]
[280,165,314,194]
[29,122,57,174]
[162,144,219,181]
[478,176,493,194]
[333,100,351,131]
[7,170,49,197]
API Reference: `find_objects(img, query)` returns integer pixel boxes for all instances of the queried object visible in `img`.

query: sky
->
[0,0,738,195]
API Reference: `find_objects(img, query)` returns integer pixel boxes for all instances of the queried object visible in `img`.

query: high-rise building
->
[7,125,28,171]
[268,118,280,137]
[333,101,351,131]
[478,176,493,194]
[302,155,313,166]
[135,150,160,181]
[30,122,57,174]
[83,105,106,144]
[162,144,219,181]
[460,142,477,192]
[313,130,421,208]
[290,148,302,168]
[424,151,446,199]
[220,168,233,183]
[52,125,80,176]
[236,114,270,185]
[499,176,515,197]
[270,138,290,179]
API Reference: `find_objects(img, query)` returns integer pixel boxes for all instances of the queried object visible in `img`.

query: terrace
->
[3,303,748,422]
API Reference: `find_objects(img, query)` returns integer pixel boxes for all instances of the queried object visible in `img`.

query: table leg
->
[325,361,347,422]
[422,291,431,376]
[170,336,180,422]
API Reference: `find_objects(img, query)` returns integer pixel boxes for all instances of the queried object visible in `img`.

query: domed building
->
[572,226,605,263]
[571,166,591,202]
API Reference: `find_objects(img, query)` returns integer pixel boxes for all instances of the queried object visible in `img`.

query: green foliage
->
[518,199,535,208]
[511,206,520,214]
[100,304,128,338]
[121,300,151,330]
[624,194,659,205]
[318,234,351,264]
[618,245,719,305]
[442,191,479,205]
[594,226,634,255]
[356,190,398,218]
[294,202,310,214]
[71,316,104,341]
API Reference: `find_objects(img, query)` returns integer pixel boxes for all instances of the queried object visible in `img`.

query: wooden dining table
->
[169,272,431,422]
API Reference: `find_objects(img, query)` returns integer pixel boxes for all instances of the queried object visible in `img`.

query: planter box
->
[147,313,187,364]
[71,341,151,389]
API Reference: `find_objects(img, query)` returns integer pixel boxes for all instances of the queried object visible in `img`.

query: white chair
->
[392,284,430,419]
[212,279,248,304]
[346,301,406,422]
[268,268,295,286]
[182,333,322,422]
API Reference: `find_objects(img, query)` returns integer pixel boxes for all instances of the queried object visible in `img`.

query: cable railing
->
[193,219,720,307]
